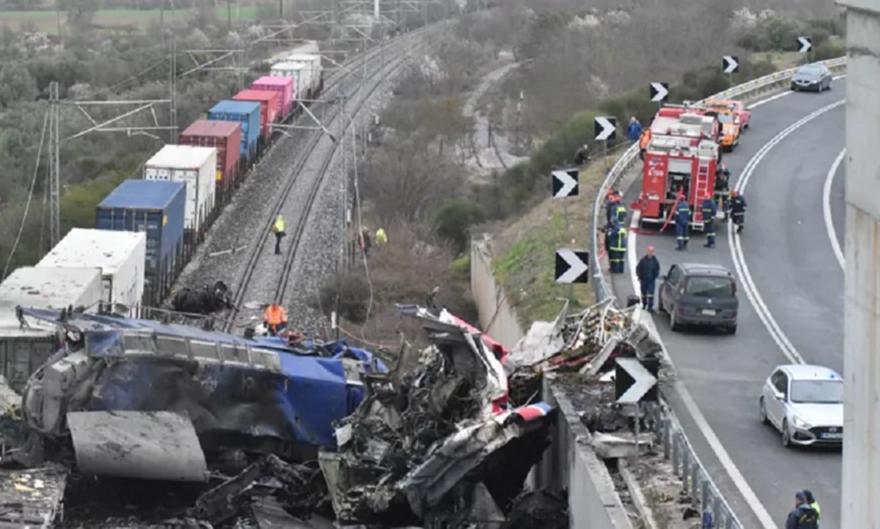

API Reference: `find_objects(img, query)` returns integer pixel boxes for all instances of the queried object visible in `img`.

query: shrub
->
[319,273,372,324]
[435,199,485,252]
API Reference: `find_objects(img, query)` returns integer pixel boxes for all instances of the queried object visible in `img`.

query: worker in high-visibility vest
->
[609,221,628,274]
[263,303,288,336]
[375,227,388,245]
[272,215,286,255]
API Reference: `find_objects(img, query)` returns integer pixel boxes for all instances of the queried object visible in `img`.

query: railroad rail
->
[222,27,434,332]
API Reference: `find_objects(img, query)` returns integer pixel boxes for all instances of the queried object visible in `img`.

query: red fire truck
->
[638,135,720,230]
[650,106,720,145]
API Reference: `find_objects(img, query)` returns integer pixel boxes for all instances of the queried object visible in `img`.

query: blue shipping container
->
[96,180,186,276]
[208,100,261,163]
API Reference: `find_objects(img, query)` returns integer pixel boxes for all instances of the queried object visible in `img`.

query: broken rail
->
[589,56,848,529]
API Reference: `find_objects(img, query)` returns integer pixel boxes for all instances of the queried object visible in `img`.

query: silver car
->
[759,364,843,447]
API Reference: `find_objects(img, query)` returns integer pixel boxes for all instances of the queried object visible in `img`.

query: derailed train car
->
[19,307,386,482]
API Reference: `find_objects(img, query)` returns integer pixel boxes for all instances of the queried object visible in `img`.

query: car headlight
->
[791,416,812,429]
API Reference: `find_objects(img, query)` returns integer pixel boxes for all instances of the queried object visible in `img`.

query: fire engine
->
[650,106,720,145]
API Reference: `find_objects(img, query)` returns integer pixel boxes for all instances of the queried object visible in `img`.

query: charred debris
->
[0,299,658,528]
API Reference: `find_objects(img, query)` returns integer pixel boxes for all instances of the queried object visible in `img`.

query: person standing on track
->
[262,303,288,336]
[272,215,286,255]
[701,196,718,248]
[729,190,747,233]
[675,199,691,251]
[636,245,660,312]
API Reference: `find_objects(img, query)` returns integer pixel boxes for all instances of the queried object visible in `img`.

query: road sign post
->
[594,116,616,169]
[555,249,590,284]
[649,82,669,107]
[722,55,739,87]
[797,36,812,63]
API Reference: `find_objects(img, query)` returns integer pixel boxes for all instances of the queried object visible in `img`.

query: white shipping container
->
[286,53,322,95]
[144,145,217,233]
[0,266,104,317]
[271,61,308,98]
[37,228,147,311]
[270,40,319,63]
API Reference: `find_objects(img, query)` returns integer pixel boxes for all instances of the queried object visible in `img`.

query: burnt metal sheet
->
[67,410,208,482]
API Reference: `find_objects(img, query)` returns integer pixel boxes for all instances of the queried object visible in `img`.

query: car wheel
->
[782,420,792,448]
[670,309,681,332]
[759,397,769,425]
[826,80,832,91]
[727,324,737,335]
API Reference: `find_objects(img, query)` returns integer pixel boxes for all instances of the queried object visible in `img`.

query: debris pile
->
[0,304,555,528]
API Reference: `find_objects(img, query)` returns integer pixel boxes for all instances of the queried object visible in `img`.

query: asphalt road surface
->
[610,79,846,529]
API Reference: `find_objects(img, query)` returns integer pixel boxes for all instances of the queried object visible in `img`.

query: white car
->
[759,364,844,448]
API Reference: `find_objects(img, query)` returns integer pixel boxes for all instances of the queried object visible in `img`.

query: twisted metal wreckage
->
[0,303,579,528]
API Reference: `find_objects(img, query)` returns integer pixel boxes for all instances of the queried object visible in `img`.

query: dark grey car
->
[658,263,738,334]
[790,63,832,92]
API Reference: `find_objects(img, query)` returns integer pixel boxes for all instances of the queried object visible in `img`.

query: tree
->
[57,0,100,26]
[0,62,37,109]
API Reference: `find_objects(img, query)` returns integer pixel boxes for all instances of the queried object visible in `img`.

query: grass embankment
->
[492,157,608,326]
[0,6,261,34]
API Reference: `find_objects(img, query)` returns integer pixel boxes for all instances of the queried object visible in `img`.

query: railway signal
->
[555,249,590,284]
[722,55,739,74]
[797,36,813,53]
[594,116,617,142]
[552,169,579,198]
[649,82,669,103]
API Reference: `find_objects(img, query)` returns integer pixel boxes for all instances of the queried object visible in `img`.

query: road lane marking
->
[823,148,846,270]
[626,213,778,529]
[730,99,845,366]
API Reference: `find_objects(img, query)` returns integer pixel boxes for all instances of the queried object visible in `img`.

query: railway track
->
[222,27,434,333]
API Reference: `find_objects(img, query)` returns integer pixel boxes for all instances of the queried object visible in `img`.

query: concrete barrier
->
[470,235,524,349]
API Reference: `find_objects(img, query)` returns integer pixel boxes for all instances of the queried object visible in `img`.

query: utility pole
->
[838,3,880,528]
[48,82,61,249]
[168,36,177,143]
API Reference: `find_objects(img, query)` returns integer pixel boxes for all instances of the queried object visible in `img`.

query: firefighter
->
[715,164,731,212]
[263,303,288,336]
[605,190,622,226]
[609,221,628,274]
[272,215,286,255]
[639,127,652,160]
[702,196,718,248]
[614,201,628,226]
[729,190,747,233]
[636,245,660,312]
[675,199,691,251]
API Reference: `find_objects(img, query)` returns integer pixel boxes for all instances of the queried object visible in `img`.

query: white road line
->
[625,212,778,529]
[823,148,847,270]
[730,99,845,366]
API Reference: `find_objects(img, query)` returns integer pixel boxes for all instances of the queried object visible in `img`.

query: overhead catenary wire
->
[3,111,50,280]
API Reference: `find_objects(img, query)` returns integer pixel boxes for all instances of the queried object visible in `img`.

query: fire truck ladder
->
[692,157,712,225]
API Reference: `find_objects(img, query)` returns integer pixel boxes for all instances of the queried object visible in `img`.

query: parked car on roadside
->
[658,263,738,334]
[759,364,844,448]
[790,63,833,92]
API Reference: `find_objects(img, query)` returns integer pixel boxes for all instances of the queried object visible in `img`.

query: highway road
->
[609,80,846,528]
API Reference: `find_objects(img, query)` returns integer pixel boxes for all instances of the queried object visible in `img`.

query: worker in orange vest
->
[639,128,652,160]
[263,303,288,336]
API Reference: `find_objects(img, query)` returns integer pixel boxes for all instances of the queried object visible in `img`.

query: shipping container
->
[144,145,217,234]
[269,40,319,63]
[37,228,147,312]
[208,100,261,163]
[0,266,103,391]
[252,76,295,119]
[179,120,242,199]
[285,53,323,97]
[271,62,310,101]
[233,89,281,139]
[96,180,186,305]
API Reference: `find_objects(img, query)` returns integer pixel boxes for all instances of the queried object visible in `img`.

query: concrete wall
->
[470,235,524,349]
[838,1,880,527]
[540,377,635,529]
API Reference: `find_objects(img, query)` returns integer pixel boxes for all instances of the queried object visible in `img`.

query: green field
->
[0,6,264,34]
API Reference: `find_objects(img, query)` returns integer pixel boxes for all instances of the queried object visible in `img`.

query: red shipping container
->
[233,89,281,139]
[252,76,295,120]
[179,120,242,198]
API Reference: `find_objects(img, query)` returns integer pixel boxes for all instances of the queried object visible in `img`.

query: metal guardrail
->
[591,56,848,529]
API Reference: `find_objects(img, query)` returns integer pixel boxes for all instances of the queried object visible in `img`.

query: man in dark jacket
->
[785,492,818,529]
[627,116,643,143]
[674,199,691,251]
[701,197,718,248]
[636,245,660,311]
[729,190,747,233]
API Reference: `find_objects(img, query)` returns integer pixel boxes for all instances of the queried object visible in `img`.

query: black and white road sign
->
[722,55,739,74]
[615,357,658,404]
[552,169,579,198]
[555,249,589,284]
[649,82,669,103]
[797,36,812,53]
[594,116,616,141]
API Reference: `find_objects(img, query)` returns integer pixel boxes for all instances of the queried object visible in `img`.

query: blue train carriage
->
[96,180,186,306]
